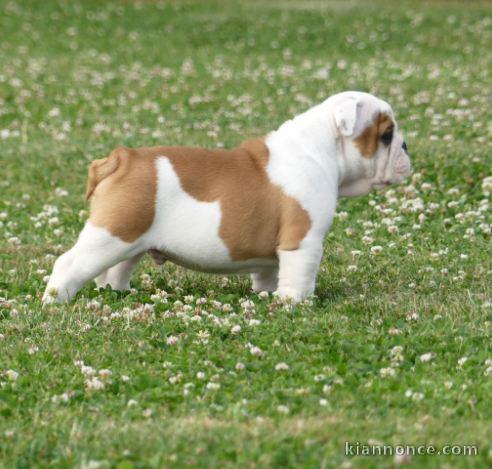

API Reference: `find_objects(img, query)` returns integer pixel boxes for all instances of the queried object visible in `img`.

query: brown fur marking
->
[354,112,394,158]
[88,140,311,260]
[88,147,157,243]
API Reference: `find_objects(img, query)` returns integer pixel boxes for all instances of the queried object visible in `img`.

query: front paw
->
[274,287,309,303]
[42,286,69,305]
[42,287,59,305]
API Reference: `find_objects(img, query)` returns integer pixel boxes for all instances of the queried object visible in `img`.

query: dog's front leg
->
[275,244,323,302]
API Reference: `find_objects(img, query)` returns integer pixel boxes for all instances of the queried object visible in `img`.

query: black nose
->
[402,141,408,153]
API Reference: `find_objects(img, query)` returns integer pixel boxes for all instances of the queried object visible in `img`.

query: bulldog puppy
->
[43,91,411,304]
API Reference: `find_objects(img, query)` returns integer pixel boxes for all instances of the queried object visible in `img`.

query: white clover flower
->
[394,453,412,465]
[322,384,332,394]
[457,356,468,366]
[380,367,396,378]
[370,245,383,255]
[250,346,263,357]
[406,311,419,321]
[412,392,424,401]
[166,335,179,346]
[121,375,130,382]
[231,325,241,335]
[196,371,206,380]
[391,346,404,355]
[319,398,328,406]
[275,362,289,371]
[196,330,210,343]
[169,376,178,385]
[7,237,21,246]
[127,399,138,407]
[347,265,358,273]
[258,291,269,299]
[98,369,112,379]
[420,352,436,363]
[5,370,19,381]
[28,345,39,355]
[85,377,105,391]
[206,382,220,390]
[387,225,399,234]
[142,408,153,418]
[478,223,491,234]
[48,107,61,118]
[222,303,233,313]
[54,187,68,197]
[240,300,255,311]
[362,235,374,245]
[276,405,290,414]
[235,362,245,371]
[86,300,101,311]
[481,176,492,195]
[80,365,96,377]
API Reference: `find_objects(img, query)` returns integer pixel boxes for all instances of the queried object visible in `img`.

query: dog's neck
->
[267,99,361,194]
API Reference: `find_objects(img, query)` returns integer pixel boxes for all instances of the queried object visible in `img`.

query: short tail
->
[85,147,128,199]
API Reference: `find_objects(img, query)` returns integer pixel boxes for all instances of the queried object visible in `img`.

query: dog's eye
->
[380,129,394,145]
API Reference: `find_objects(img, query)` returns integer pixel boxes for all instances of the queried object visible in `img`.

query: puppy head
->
[333,91,411,197]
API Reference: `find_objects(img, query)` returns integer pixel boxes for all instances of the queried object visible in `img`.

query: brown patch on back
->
[89,139,311,260]
[354,112,394,158]
[88,147,157,243]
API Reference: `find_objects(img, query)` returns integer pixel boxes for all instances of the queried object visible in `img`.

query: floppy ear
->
[334,97,360,137]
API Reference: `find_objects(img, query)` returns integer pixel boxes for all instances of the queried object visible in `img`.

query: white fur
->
[146,157,231,269]
[43,223,139,303]
[43,91,411,304]
[144,157,278,273]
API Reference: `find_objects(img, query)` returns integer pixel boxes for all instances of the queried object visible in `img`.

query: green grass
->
[1,0,491,467]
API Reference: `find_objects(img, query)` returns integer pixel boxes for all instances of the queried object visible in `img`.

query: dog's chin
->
[372,181,391,190]
[373,173,410,191]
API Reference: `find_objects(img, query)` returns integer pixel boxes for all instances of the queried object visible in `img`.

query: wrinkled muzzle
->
[394,150,412,180]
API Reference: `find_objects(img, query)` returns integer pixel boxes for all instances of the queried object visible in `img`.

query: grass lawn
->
[1,0,491,467]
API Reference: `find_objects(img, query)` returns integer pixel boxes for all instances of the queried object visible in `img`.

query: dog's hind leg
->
[43,223,143,304]
[94,270,108,289]
[95,254,144,291]
[251,268,279,293]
